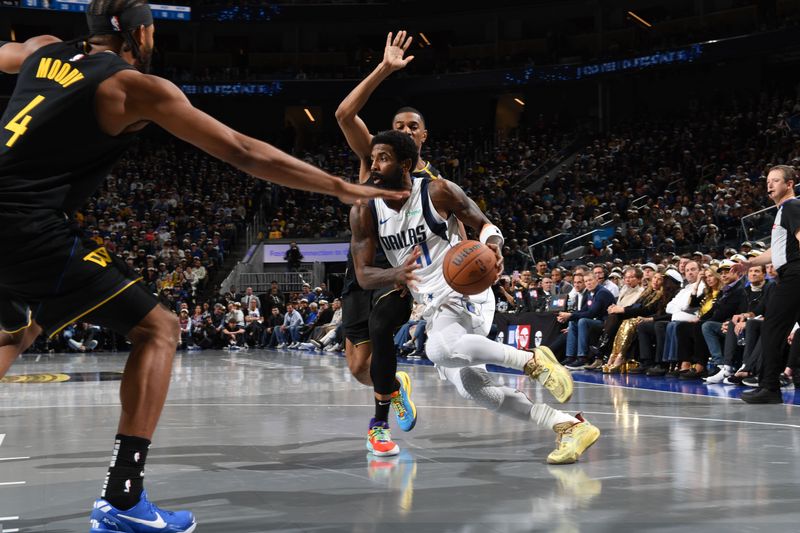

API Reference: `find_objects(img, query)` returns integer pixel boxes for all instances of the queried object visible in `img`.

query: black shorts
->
[342,287,410,345]
[0,213,158,338]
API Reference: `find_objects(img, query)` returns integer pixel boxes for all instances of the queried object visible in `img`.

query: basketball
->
[443,240,499,295]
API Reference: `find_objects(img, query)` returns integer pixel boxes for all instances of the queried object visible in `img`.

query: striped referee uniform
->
[758,197,800,391]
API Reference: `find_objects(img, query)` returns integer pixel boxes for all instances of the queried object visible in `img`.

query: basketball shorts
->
[0,213,158,338]
[342,287,411,345]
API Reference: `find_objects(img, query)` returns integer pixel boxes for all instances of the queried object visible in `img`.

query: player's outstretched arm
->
[0,36,61,74]
[111,72,407,205]
[732,248,772,275]
[428,179,492,233]
[335,31,414,181]
[350,204,420,290]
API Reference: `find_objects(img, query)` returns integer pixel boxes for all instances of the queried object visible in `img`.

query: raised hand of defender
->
[394,245,422,291]
[383,30,414,72]
[486,243,504,282]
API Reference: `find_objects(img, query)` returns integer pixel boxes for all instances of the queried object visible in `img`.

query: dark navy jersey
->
[0,41,138,216]
[413,161,442,181]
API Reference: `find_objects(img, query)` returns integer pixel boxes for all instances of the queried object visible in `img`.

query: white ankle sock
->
[501,346,532,371]
[530,403,579,429]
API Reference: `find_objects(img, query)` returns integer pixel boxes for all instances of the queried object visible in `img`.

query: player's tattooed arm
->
[429,179,504,276]
[350,204,421,290]
[428,179,490,233]
[0,35,61,74]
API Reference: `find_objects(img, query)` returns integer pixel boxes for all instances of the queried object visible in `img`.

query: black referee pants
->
[759,266,800,390]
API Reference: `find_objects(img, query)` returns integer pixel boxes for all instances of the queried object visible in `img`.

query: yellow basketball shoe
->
[547,413,600,465]
[524,346,574,403]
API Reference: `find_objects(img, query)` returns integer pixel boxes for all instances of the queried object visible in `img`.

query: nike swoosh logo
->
[379,218,392,225]
[118,511,167,529]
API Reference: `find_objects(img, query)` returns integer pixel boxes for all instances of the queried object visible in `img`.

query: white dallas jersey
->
[373,178,489,311]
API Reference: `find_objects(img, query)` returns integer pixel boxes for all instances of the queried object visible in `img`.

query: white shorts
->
[424,287,495,338]
[424,287,495,381]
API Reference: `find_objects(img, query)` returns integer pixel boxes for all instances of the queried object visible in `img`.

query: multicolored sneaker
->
[392,371,418,432]
[89,489,196,532]
[366,419,400,457]
[524,346,574,403]
[547,413,600,465]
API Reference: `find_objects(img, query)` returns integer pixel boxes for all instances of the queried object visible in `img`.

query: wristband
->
[479,223,504,247]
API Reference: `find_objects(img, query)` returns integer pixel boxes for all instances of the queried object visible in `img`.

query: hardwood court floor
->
[1,348,799,532]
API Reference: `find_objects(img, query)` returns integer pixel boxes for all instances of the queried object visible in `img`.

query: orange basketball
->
[443,240,499,295]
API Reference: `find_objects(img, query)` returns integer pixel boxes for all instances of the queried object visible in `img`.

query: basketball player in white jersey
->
[336,30,457,456]
[350,130,600,464]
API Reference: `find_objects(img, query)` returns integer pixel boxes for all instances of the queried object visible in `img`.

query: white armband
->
[480,224,504,247]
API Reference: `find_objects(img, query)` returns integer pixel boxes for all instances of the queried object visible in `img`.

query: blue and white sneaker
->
[391,371,418,432]
[90,490,196,532]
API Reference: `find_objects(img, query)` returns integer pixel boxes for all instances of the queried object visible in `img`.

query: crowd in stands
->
[489,247,800,391]
[27,139,264,353]
[23,83,800,394]
[262,89,800,276]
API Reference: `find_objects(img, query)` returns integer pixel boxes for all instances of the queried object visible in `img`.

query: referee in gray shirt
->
[734,165,800,404]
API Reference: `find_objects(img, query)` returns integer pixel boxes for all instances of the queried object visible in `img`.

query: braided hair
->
[85,0,150,64]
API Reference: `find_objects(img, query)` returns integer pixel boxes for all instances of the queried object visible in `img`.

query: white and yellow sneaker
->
[547,413,600,465]
[524,346,574,403]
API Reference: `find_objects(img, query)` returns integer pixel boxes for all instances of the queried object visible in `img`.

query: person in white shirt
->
[636,260,704,375]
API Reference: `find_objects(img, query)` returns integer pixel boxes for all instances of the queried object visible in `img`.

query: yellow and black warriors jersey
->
[0,41,138,215]
[412,161,442,181]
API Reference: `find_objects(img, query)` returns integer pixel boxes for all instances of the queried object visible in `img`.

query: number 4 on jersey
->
[4,95,45,148]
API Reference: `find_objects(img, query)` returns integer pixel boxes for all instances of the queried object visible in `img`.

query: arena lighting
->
[627,10,653,28]
[10,28,16,41]
[419,32,431,46]
[304,108,316,122]
[514,97,525,106]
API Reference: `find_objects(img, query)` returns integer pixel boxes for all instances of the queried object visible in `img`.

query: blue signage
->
[505,43,704,86]
[20,0,191,20]
[180,82,283,96]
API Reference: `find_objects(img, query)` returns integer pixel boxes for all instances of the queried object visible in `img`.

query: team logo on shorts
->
[83,247,113,268]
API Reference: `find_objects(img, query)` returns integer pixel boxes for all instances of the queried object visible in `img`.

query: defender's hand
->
[335,180,409,205]
[382,31,414,72]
